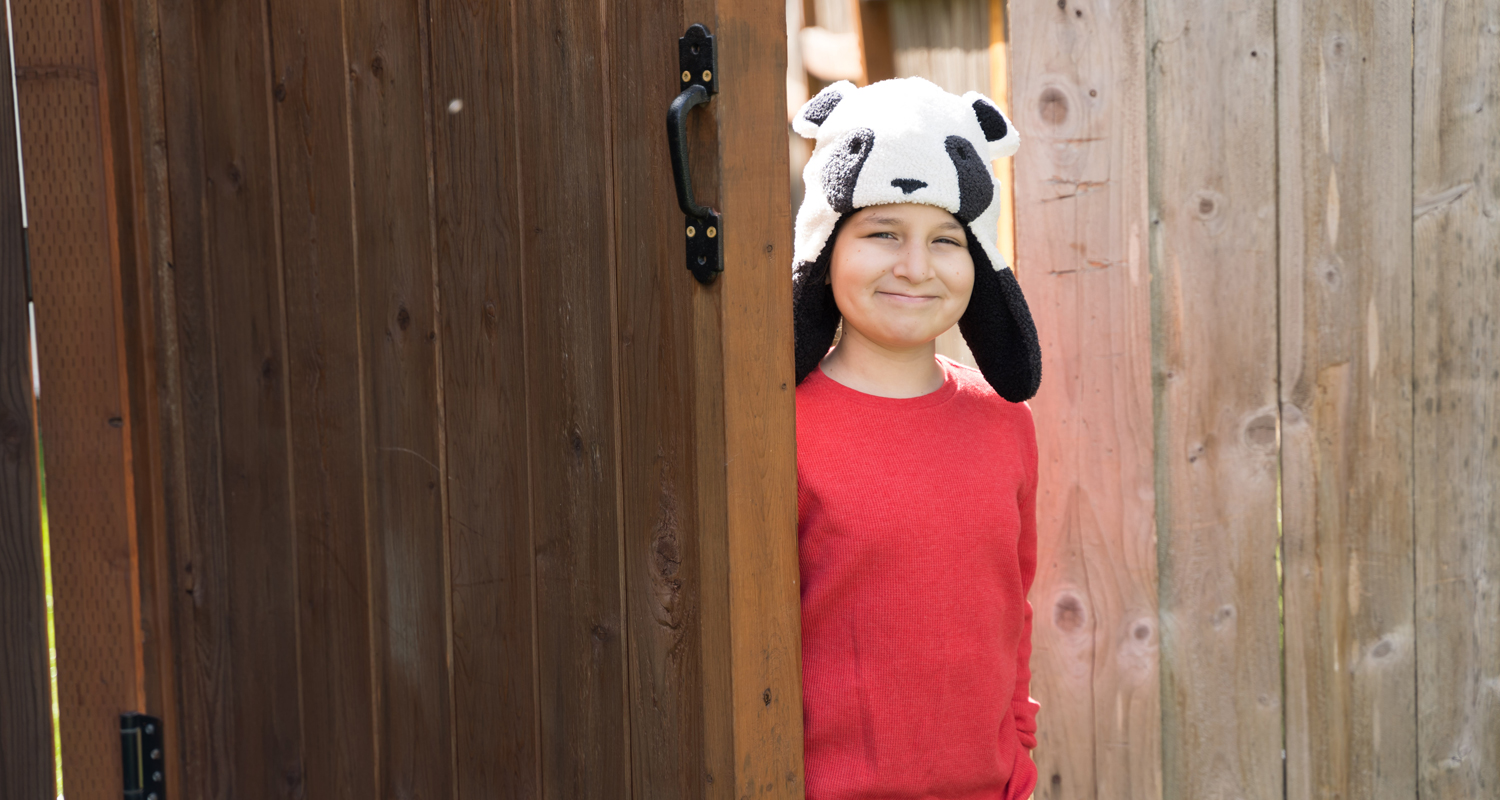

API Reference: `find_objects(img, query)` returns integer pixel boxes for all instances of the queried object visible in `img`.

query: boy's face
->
[828,203,975,352]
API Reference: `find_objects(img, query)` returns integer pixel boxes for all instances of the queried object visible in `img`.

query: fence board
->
[712,0,805,794]
[0,2,52,792]
[13,0,143,795]
[1277,1,1417,798]
[341,2,456,796]
[607,2,714,797]
[1009,0,1158,797]
[170,0,304,795]
[1147,1,1283,798]
[427,0,539,795]
[264,2,377,798]
[1413,1,1500,797]
[511,0,630,793]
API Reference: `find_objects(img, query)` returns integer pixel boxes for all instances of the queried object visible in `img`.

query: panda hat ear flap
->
[957,228,1042,403]
[792,215,848,385]
[962,91,1020,160]
[794,81,858,139]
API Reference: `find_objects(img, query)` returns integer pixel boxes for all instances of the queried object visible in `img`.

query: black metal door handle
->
[666,24,721,284]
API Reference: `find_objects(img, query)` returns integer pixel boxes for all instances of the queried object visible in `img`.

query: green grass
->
[38,441,62,799]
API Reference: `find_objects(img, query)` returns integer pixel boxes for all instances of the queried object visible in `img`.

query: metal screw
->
[686,226,696,237]
[681,70,691,82]
[144,724,155,734]
[153,771,163,782]
[702,70,712,82]
[151,748,161,760]
[706,226,717,238]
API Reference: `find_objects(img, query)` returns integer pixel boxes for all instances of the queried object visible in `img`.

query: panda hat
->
[792,76,1042,403]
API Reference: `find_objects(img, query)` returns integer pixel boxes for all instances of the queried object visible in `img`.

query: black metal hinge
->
[121,712,165,800]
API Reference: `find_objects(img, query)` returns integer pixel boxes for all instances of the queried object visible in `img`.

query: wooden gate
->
[3,0,801,797]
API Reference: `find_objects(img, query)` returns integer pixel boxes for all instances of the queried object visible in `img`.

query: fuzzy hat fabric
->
[791,77,1042,403]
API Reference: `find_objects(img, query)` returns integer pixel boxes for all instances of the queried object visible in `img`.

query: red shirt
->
[797,356,1040,800]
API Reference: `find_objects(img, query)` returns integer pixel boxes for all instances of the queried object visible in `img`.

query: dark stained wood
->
[1414,0,1500,796]
[0,2,53,794]
[342,0,455,796]
[264,1,377,799]
[1147,0,1283,798]
[427,0,538,795]
[157,0,304,795]
[97,0,186,793]
[13,0,143,795]
[709,0,805,795]
[608,1,712,797]
[512,0,629,792]
[1277,1,1417,798]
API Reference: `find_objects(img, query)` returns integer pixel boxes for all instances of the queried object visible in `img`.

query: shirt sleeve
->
[1011,405,1041,750]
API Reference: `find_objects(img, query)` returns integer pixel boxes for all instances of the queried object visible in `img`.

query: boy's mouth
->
[877,291,937,303]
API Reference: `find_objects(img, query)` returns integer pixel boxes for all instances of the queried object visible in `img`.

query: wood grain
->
[13,0,143,795]
[427,0,539,795]
[342,1,456,796]
[264,1,377,798]
[1147,0,1283,798]
[1276,1,1417,798]
[0,1,53,791]
[1009,0,1158,797]
[712,0,805,795]
[1413,1,1500,797]
[168,0,305,795]
[608,2,715,797]
[511,0,630,793]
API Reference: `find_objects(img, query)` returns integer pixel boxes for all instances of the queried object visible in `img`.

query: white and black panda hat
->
[791,76,1041,403]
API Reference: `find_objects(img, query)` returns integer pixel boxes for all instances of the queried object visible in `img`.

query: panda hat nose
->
[891,178,927,194]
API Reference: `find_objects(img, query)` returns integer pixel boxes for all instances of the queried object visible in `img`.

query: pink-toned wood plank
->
[1009,0,1158,796]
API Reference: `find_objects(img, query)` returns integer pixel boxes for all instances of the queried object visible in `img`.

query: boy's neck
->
[819,328,945,399]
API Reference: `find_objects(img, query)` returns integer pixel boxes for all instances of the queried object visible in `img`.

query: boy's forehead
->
[851,203,964,228]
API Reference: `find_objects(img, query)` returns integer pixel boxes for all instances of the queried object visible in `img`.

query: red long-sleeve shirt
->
[797,356,1040,800]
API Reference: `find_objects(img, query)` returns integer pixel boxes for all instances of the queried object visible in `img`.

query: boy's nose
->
[891,246,933,283]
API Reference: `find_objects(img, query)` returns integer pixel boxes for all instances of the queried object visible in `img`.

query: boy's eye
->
[935,236,964,247]
[869,231,898,240]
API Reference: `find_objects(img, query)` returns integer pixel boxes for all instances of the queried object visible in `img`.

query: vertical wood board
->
[714,0,805,794]
[1146,0,1283,798]
[1413,0,1500,797]
[511,0,630,793]
[1010,0,1159,796]
[1276,1,1417,798]
[428,0,539,794]
[341,1,455,795]
[609,1,715,797]
[264,1,378,797]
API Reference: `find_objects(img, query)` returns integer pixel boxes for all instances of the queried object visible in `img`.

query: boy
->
[790,78,1043,800]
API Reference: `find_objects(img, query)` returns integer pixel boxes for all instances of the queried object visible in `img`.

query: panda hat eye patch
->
[789,76,1040,403]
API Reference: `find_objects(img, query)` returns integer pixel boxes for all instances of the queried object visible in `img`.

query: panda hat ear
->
[962,91,1020,160]
[794,81,857,138]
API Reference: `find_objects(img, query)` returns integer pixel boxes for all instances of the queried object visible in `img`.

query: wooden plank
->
[157,0,304,794]
[263,2,377,799]
[13,0,143,795]
[1146,0,1283,798]
[1276,1,1417,798]
[1009,0,1158,797]
[112,0,189,790]
[510,0,629,793]
[340,1,454,796]
[706,0,804,795]
[427,0,538,796]
[1413,1,1500,796]
[0,1,54,793]
[887,0,989,96]
[607,1,715,797]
